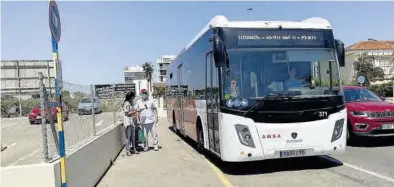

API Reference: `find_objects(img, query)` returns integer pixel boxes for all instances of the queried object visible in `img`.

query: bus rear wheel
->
[172,111,178,134]
[196,120,204,154]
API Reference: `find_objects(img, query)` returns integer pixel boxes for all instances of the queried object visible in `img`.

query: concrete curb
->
[1,123,125,187]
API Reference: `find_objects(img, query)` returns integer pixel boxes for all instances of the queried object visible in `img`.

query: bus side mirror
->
[209,34,225,68]
[335,39,345,67]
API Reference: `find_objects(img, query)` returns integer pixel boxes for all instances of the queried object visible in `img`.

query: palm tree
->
[142,62,154,93]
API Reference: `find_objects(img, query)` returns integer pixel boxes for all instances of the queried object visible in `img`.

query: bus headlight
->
[235,124,255,148]
[331,119,345,142]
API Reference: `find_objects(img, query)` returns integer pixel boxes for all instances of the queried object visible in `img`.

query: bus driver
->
[284,66,304,90]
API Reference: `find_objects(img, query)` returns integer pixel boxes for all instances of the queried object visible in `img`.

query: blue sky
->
[2,1,394,86]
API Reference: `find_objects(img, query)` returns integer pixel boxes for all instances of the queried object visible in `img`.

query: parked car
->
[77,97,102,115]
[28,101,69,125]
[344,86,394,142]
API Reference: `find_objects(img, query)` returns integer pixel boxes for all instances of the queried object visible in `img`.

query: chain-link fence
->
[37,75,124,162]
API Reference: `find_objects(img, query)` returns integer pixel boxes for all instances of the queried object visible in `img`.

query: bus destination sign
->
[236,30,327,47]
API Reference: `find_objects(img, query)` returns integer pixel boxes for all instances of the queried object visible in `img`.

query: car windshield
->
[80,98,93,103]
[344,88,381,102]
[222,48,341,101]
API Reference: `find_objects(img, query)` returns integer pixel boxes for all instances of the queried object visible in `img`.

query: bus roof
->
[175,15,333,60]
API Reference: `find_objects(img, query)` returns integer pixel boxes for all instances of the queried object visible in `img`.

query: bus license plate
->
[280,149,306,158]
[382,124,394,130]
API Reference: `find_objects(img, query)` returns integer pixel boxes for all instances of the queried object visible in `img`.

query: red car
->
[344,86,394,141]
[28,101,69,125]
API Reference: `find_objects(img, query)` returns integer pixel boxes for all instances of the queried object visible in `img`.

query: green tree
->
[352,53,385,87]
[61,91,86,113]
[153,87,165,98]
[142,62,154,93]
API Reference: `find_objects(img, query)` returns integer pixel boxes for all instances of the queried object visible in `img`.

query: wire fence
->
[37,74,124,162]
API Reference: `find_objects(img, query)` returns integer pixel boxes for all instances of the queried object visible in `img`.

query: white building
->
[156,55,176,83]
[340,40,394,84]
[124,66,149,96]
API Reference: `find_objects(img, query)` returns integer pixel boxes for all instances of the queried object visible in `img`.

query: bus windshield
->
[222,48,341,101]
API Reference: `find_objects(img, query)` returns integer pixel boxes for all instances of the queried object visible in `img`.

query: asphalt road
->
[97,119,394,187]
[1,112,118,167]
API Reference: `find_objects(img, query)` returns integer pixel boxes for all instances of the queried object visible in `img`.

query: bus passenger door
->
[177,64,185,135]
[206,52,220,154]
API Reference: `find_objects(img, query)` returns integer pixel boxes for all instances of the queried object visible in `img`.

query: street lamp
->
[247,8,254,21]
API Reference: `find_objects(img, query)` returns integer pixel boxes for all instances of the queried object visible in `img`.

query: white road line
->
[95,120,104,127]
[1,123,17,129]
[9,149,40,166]
[343,162,394,183]
[322,156,394,183]
[7,143,17,149]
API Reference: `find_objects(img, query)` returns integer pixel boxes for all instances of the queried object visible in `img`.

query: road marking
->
[343,162,394,183]
[1,123,17,129]
[204,159,234,187]
[322,156,394,183]
[168,125,233,187]
[95,120,104,127]
[9,149,40,166]
[7,143,17,149]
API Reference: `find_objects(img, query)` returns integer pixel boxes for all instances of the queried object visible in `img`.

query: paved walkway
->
[96,119,225,187]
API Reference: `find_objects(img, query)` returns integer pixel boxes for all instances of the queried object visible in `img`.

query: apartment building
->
[123,65,148,96]
[340,40,394,84]
[156,55,176,83]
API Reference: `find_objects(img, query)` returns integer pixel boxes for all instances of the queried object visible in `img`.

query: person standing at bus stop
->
[123,91,139,156]
[135,89,159,151]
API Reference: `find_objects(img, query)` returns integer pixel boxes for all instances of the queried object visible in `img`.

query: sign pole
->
[49,1,67,187]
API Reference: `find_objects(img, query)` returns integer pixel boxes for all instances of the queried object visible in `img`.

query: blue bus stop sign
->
[49,0,61,42]
[358,76,365,84]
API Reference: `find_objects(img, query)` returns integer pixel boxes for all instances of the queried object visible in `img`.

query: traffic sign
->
[358,76,365,84]
[94,84,136,99]
[114,84,136,92]
[49,0,61,42]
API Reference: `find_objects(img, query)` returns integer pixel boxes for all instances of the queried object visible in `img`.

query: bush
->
[1,97,19,117]
[21,99,39,116]
[369,82,393,97]
[1,97,39,117]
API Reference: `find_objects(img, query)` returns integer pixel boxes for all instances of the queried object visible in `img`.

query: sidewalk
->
[96,119,225,187]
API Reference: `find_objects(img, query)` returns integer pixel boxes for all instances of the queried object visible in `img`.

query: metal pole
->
[247,8,254,21]
[392,82,394,103]
[112,90,116,125]
[39,72,49,162]
[17,60,23,117]
[91,85,96,136]
[52,37,67,186]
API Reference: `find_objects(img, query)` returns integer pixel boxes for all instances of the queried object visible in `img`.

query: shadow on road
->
[168,126,343,176]
[348,136,394,148]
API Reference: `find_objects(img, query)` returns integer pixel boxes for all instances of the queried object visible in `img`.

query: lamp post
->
[247,8,254,21]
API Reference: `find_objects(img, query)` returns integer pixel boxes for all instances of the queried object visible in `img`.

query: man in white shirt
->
[134,89,159,151]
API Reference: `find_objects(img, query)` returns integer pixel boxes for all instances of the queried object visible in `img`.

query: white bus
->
[165,15,347,162]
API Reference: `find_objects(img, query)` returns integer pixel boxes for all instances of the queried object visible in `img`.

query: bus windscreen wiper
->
[243,98,264,117]
[243,94,293,117]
